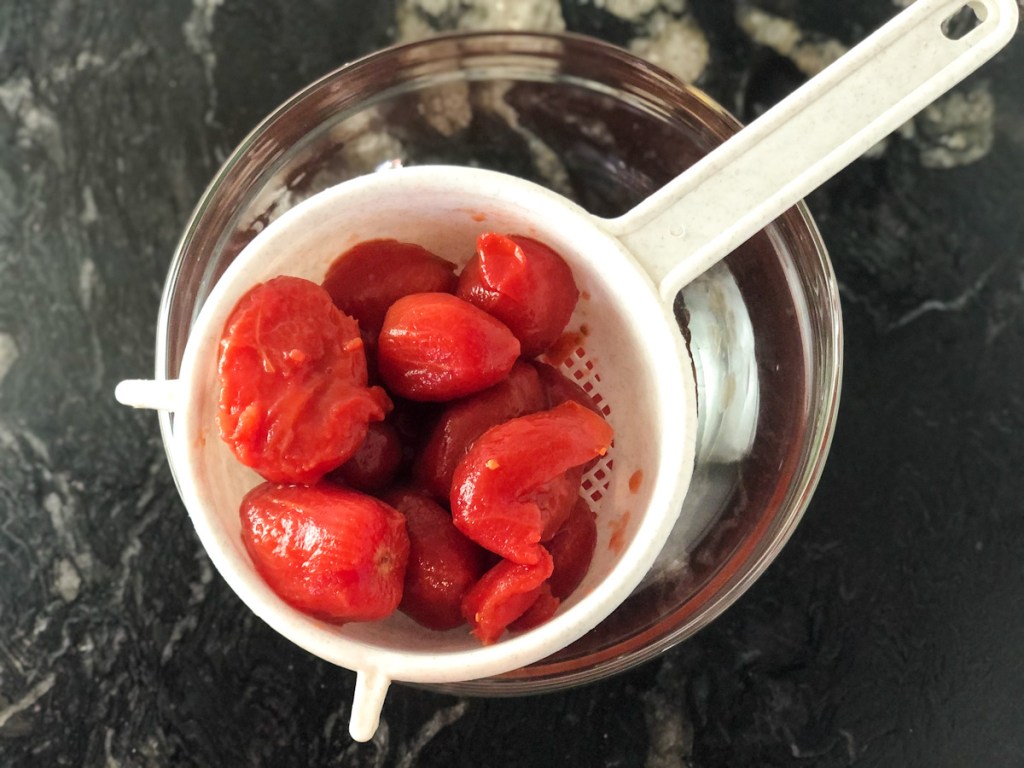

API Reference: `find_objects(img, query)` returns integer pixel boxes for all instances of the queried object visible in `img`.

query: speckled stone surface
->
[1,1,1022,766]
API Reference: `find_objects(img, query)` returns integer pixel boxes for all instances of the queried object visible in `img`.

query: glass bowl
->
[156,32,841,695]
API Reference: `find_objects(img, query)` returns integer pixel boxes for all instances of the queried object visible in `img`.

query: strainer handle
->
[115,378,182,411]
[349,669,391,742]
[603,0,1018,302]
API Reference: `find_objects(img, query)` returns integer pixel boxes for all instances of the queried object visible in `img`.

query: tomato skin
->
[450,401,613,565]
[240,482,409,623]
[457,233,579,357]
[414,360,546,501]
[384,489,488,631]
[377,293,520,401]
[322,239,458,337]
[547,497,598,600]
[217,276,391,484]
[328,421,403,492]
[461,548,554,645]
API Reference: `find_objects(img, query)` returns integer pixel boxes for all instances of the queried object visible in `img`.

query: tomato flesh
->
[451,401,613,565]
[507,583,560,633]
[414,360,546,500]
[461,548,554,645]
[530,466,584,542]
[217,276,391,484]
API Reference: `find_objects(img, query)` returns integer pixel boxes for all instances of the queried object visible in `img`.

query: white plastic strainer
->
[116,0,1016,742]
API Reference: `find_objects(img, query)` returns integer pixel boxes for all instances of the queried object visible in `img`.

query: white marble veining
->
[396,0,565,42]
[0,334,18,389]
[182,0,226,126]
[736,5,848,76]
[629,11,710,83]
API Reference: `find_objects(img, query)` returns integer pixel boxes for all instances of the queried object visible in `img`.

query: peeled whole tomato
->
[546,497,598,600]
[385,488,489,631]
[322,239,458,338]
[377,292,520,401]
[240,482,409,623]
[457,233,580,357]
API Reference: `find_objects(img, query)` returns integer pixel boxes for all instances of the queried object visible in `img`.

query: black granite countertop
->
[1,1,1022,766]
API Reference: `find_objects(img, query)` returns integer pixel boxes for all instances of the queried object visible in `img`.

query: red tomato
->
[385,489,488,631]
[328,421,403,492]
[531,360,605,471]
[414,360,546,500]
[461,549,554,645]
[507,583,560,633]
[322,239,457,337]
[217,276,391,484]
[377,293,520,401]
[240,482,409,623]
[450,401,613,565]
[388,396,443,469]
[531,360,604,415]
[531,466,584,542]
[547,497,598,600]
[457,233,579,357]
